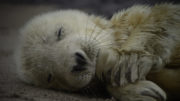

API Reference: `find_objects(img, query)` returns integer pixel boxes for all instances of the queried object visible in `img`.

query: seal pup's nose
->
[75,52,87,65]
[72,52,87,72]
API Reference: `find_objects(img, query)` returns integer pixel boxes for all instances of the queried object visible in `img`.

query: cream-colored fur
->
[101,3,180,100]
[16,3,180,101]
[16,10,113,91]
[97,4,180,101]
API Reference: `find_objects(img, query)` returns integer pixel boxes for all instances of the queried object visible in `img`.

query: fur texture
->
[16,4,180,101]
[97,3,180,101]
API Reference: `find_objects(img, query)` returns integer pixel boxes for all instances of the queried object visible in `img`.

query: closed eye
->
[57,28,62,41]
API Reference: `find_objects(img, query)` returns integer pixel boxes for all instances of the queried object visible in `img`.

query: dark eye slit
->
[57,28,62,40]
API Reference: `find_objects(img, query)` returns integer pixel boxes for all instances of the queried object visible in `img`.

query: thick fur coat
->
[16,3,180,101]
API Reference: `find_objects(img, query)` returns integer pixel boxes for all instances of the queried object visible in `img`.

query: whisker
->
[84,26,104,51]
[83,18,116,50]
[94,30,113,45]
[77,27,82,43]
[96,39,114,47]
[91,27,104,43]
[82,19,121,54]
[88,23,97,45]
[98,43,118,49]
[95,28,111,39]
[95,33,114,47]
[90,36,116,50]
[84,16,90,47]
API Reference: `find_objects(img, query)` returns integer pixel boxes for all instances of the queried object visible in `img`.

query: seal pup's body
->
[16,4,180,101]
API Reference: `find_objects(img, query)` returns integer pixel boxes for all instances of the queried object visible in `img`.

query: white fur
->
[16,10,114,91]
[16,4,180,101]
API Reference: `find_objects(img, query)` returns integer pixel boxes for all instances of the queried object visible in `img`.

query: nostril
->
[75,52,87,66]
[72,52,87,72]
[75,52,85,60]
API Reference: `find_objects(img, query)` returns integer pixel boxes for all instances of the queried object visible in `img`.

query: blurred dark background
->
[1,0,180,17]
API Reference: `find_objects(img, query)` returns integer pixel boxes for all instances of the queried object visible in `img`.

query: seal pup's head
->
[17,10,114,91]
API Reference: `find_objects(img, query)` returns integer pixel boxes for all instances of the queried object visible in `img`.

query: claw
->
[138,81,166,101]
[107,81,166,101]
